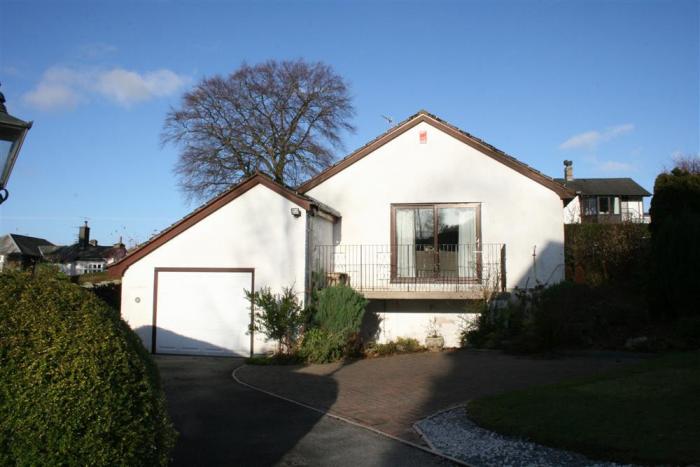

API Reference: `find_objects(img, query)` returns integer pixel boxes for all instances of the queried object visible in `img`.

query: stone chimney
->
[79,221,90,248]
[564,160,574,182]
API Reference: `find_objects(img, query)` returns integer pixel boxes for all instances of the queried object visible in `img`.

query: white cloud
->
[24,81,83,111]
[559,123,635,150]
[607,123,635,138]
[23,66,189,111]
[95,69,188,106]
[559,131,600,150]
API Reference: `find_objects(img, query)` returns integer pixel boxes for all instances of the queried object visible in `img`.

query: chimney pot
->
[563,160,574,182]
[79,222,90,248]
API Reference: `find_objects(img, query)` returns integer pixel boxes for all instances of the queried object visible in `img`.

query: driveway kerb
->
[232,364,469,467]
[413,403,471,453]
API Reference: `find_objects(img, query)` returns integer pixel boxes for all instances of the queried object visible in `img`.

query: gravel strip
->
[415,407,636,467]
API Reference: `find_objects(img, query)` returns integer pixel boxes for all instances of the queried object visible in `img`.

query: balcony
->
[311,243,506,300]
[582,208,646,224]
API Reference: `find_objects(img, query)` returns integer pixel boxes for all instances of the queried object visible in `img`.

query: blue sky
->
[1,0,698,245]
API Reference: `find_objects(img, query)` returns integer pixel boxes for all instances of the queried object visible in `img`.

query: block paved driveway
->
[235,349,642,444]
[156,356,452,466]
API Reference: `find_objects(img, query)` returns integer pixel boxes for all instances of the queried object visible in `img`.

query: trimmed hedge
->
[0,270,176,466]
[564,223,649,287]
[649,167,700,320]
[463,282,649,352]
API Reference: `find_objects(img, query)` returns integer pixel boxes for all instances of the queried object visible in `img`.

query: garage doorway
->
[153,267,254,356]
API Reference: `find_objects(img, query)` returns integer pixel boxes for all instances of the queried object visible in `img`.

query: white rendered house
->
[110,111,575,356]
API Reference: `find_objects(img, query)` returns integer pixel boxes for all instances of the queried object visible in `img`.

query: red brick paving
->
[236,349,641,444]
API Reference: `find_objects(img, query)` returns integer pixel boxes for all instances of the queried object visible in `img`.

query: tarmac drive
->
[156,355,452,466]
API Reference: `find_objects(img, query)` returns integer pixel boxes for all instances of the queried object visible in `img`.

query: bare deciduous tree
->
[672,154,700,174]
[163,59,355,201]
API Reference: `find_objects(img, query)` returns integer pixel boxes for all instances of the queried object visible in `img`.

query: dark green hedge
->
[564,223,650,287]
[463,282,649,352]
[0,270,176,466]
[649,168,700,319]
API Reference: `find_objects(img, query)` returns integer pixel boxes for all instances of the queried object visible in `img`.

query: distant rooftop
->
[554,178,651,197]
[41,243,124,263]
[0,234,54,257]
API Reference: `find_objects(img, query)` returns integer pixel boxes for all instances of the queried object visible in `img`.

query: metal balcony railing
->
[311,243,506,298]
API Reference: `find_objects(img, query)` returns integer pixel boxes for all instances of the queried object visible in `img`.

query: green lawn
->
[467,352,700,465]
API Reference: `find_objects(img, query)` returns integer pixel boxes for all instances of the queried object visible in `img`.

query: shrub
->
[314,284,368,336]
[365,337,424,357]
[85,281,121,310]
[667,316,700,350]
[0,270,176,466]
[246,286,304,354]
[300,328,346,363]
[301,285,368,363]
[649,165,700,320]
[461,299,528,349]
[76,270,112,284]
[463,282,649,353]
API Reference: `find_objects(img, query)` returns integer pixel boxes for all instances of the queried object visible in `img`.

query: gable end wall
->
[306,121,565,289]
[120,184,307,352]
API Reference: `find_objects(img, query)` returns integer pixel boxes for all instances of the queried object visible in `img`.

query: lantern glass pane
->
[0,139,12,175]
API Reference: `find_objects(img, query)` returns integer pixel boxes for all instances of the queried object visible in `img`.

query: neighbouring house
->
[0,233,54,271]
[557,161,651,224]
[42,222,127,276]
[109,110,575,356]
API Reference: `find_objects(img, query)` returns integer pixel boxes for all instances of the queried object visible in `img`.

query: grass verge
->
[467,351,700,465]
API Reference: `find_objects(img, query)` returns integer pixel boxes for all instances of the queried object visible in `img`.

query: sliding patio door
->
[393,203,480,280]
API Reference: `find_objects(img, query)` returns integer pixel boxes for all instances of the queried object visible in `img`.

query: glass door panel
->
[437,207,477,279]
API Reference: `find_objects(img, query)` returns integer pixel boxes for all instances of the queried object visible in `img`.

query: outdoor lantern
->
[0,84,33,205]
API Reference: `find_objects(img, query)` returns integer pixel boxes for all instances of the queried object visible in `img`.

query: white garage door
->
[155,268,253,356]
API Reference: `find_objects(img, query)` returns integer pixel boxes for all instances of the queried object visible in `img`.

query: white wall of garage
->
[120,183,308,355]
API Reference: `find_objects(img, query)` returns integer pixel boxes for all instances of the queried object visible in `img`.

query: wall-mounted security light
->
[290,207,302,217]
